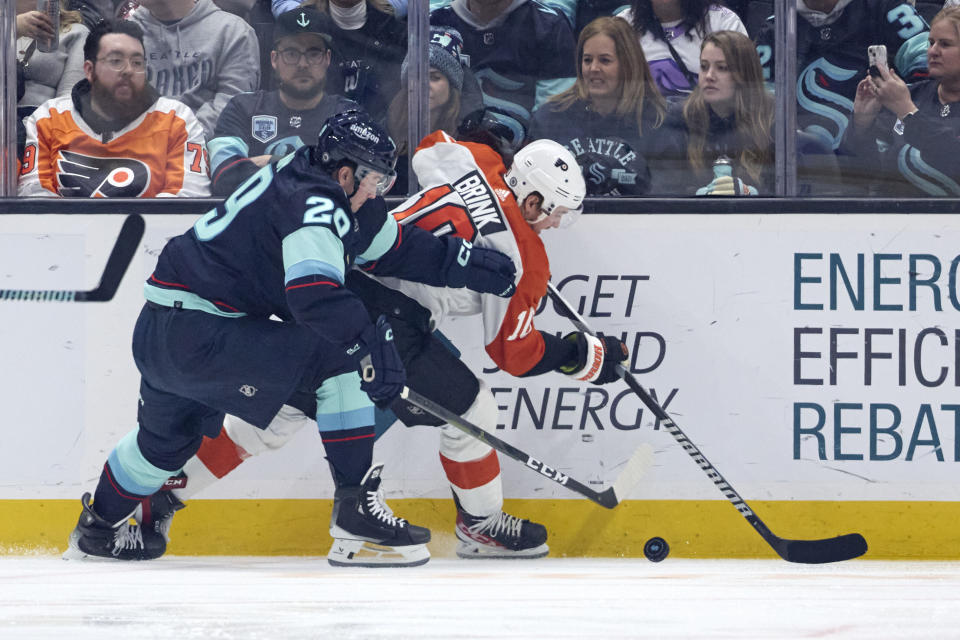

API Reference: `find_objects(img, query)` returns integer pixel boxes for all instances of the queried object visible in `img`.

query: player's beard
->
[90,71,150,122]
[279,76,325,102]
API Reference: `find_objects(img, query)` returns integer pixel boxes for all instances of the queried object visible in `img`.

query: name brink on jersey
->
[453,171,507,234]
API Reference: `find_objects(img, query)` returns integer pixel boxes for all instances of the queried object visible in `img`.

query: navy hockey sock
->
[91,463,148,525]
[322,426,375,486]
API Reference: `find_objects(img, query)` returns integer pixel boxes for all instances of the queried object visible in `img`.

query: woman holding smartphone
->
[841,5,960,196]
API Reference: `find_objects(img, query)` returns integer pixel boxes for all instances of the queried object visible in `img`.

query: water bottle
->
[35,0,60,53]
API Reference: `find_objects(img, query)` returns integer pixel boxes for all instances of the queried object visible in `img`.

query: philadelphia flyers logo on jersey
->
[56,151,151,197]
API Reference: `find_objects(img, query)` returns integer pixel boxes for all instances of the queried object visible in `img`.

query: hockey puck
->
[643,537,669,562]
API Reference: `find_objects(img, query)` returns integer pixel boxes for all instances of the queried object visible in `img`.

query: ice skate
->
[139,490,186,543]
[63,493,166,561]
[327,463,431,567]
[455,502,549,559]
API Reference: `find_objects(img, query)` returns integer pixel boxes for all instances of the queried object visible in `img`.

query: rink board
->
[0,498,952,559]
[1,212,958,558]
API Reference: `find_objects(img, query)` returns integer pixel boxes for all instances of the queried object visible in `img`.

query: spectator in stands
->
[388,27,468,152]
[754,0,929,155]
[670,30,773,195]
[840,5,960,196]
[431,0,577,143]
[616,0,747,98]
[270,0,406,123]
[386,26,487,194]
[208,7,358,196]
[16,0,90,108]
[125,0,261,139]
[528,16,684,196]
[18,20,210,198]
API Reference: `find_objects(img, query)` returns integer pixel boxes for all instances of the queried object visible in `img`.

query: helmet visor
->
[543,202,582,229]
[355,163,397,196]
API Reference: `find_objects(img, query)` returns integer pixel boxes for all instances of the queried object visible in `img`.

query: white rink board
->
[1,213,958,502]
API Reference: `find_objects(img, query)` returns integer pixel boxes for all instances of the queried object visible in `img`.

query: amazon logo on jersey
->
[56,150,151,197]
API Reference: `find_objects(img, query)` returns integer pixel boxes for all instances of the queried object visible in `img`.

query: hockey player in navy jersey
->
[63,110,519,566]
[754,0,930,165]
[142,115,629,563]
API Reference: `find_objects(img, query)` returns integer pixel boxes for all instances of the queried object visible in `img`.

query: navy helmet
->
[313,110,398,194]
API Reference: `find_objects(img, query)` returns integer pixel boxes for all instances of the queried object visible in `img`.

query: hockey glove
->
[442,237,517,298]
[557,332,628,385]
[350,315,406,407]
[695,175,758,196]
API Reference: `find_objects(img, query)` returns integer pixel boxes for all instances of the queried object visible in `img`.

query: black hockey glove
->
[349,315,406,407]
[442,237,517,298]
[557,332,628,385]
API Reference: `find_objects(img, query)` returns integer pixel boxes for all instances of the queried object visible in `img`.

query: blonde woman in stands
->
[528,16,685,196]
[673,30,773,195]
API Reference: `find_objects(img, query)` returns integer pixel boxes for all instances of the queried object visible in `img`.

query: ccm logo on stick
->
[525,457,569,484]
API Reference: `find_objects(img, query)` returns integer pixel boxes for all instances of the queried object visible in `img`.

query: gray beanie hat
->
[402,26,465,91]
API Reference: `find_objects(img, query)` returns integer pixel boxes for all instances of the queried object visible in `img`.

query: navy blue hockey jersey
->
[145,146,452,347]
[431,0,576,137]
[839,79,960,195]
[755,0,929,150]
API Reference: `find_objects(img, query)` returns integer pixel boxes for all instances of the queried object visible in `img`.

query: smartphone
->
[867,45,888,77]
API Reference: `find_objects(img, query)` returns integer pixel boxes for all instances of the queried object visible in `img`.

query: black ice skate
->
[327,463,431,567]
[63,493,166,561]
[139,490,186,543]
[455,501,549,559]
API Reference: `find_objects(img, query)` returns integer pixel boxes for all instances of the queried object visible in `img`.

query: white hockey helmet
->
[505,139,585,229]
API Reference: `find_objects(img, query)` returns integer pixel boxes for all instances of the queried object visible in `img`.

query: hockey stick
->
[546,282,868,564]
[0,214,145,303]
[398,386,652,509]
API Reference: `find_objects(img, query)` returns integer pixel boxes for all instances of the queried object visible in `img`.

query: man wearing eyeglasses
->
[18,19,210,197]
[207,7,358,197]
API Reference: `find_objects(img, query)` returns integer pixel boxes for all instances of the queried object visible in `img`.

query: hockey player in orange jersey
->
[146,116,630,562]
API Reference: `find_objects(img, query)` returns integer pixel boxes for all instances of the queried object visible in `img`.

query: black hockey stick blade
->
[546,283,869,564]
[398,386,651,509]
[775,534,869,564]
[0,214,144,303]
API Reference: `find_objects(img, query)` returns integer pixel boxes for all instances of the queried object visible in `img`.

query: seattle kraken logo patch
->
[252,115,278,143]
[56,151,150,197]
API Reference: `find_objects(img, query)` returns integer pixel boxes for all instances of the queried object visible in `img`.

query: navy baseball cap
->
[274,8,333,48]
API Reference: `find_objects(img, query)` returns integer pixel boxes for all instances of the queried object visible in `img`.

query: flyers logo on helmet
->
[56,150,151,197]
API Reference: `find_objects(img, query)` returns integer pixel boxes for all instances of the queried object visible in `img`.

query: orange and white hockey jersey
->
[18,88,210,198]
[382,130,551,376]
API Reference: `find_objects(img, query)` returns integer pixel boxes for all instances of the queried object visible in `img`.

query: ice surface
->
[1,556,958,639]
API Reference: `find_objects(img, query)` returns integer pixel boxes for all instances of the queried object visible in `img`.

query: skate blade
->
[62,529,91,561]
[455,539,549,560]
[327,539,430,568]
[61,540,123,562]
[61,545,91,561]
